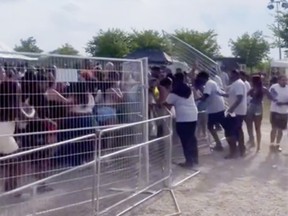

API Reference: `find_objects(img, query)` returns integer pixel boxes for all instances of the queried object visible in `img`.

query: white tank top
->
[70,93,95,114]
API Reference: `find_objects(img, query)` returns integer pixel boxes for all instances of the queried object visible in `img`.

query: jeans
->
[176,122,198,164]
[225,115,245,153]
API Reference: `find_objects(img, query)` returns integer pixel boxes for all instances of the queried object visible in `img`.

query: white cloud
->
[0,0,280,58]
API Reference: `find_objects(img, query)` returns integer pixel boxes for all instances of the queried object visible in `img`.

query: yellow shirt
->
[153,87,159,99]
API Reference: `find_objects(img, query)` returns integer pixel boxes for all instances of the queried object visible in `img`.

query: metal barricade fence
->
[0,52,154,215]
[0,52,149,183]
[162,31,221,76]
[0,133,97,216]
[93,115,180,216]
[0,116,181,216]
[0,50,209,215]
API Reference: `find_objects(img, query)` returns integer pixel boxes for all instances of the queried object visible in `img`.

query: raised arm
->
[46,88,72,104]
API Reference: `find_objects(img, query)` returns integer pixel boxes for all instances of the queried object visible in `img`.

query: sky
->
[0,0,282,59]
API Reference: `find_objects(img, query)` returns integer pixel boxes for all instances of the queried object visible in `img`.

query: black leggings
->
[176,122,198,164]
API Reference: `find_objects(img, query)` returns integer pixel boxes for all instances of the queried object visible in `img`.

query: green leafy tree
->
[255,60,271,72]
[14,37,43,53]
[85,29,131,58]
[129,30,168,51]
[174,29,220,58]
[270,12,288,49]
[230,31,270,71]
[50,43,79,55]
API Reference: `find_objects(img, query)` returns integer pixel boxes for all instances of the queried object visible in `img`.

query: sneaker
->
[275,145,282,152]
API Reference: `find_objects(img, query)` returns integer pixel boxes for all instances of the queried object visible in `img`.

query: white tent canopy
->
[0,42,38,61]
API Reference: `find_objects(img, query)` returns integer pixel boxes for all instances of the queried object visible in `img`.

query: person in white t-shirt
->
[219,70,247,158]
[239,71,254,144]
[220,66,229,88]
[210,72,225,131]
[164,73,198,168]
[211,73,224,90]
[269,75,288,152]
[240,71,251,103]
[196,71,226,151]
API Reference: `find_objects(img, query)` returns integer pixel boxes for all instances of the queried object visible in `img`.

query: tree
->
[174,29,220,58]
[85,29,131,58]
[255,59,271,72]
[129,30,168,52]
[14,37,43,53]
[270,12,288,49]
[230,31,270,71]
[50,43,79,55]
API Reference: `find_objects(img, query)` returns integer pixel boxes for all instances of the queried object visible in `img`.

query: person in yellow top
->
[153,86,159,100]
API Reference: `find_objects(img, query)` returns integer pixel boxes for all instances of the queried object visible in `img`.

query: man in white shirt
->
[211,73,224,90]
[210,71,225,131]
[239,71,254,145]
[220,66,229,88]
[220,70,247,158]
[240,71,251,101]
[196,71,226,151]
[269,75,288,152]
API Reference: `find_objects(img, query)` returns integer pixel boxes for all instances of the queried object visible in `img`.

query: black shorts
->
[208,111,225,129]
[270,112,288,130]
[224,115,245,138]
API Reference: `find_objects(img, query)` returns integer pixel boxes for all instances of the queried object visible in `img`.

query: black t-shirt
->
[0,81,19,121]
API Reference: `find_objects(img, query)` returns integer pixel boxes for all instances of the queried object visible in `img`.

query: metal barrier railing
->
[0,133,96,216]
[163,31,221,76]
[93,115,181,216]
[0,116,184,216]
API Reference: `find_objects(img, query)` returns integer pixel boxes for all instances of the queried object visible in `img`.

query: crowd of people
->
[1,58,288,194]
[148,66,288,168]
[0,60,142,192]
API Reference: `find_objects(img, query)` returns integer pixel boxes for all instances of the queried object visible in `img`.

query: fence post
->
[140,58,150,187]
[92,130,99,214]
[164,114,173,188]
[92,131,103,216]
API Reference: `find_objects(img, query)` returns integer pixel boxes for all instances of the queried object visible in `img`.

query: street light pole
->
[276,2,282,59]
[268,0,288,60]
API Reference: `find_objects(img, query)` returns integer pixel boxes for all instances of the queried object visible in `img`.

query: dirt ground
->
[133,118,288,216]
